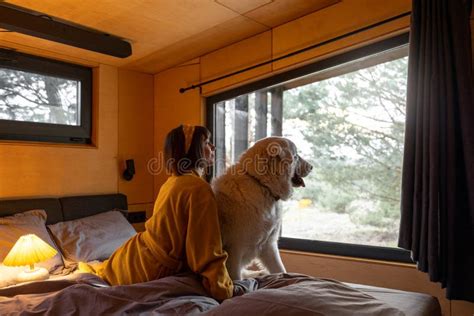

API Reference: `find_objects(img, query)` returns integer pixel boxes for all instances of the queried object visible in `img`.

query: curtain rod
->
[179,11,411,94]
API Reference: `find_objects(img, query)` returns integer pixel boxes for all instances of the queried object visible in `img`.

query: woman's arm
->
[185,183,234,301]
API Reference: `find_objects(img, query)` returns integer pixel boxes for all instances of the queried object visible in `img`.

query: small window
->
[0,49,92,144]
[207,34,412,262]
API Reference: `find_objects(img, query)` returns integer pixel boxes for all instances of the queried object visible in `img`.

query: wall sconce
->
[123,159,135,181]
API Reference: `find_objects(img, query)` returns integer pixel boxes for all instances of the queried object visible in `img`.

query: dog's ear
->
[234,138,296,201]
[265,140,294,161]
[265,141,283,157]
[238,137,297,200]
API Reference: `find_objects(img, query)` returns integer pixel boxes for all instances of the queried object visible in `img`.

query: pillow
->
[48,210,136,263]
[0,210,64,274]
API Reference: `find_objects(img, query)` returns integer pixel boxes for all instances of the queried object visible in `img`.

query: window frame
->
[0,49,92,144]
[206,33,413,263]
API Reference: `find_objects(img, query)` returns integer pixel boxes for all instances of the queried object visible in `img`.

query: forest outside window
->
[207,34,412,262]
[0,49,92,144]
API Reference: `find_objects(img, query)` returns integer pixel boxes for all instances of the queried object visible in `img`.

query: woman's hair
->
[164,125,211,175]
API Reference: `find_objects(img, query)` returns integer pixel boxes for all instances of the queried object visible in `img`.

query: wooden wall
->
[152,0,474,315]
[0,65,118,198]
[0,66,155,219]
[117,69,155,216]
[153,60,202,200]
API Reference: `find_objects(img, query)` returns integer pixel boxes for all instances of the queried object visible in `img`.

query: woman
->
[96,124,233,301]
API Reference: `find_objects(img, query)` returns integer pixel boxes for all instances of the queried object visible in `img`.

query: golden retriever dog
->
[212,137,313,280]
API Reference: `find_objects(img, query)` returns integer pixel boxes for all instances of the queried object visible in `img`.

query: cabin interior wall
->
[117,69,155,219]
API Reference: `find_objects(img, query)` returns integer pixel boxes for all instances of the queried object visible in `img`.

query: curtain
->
[399,0,474,302]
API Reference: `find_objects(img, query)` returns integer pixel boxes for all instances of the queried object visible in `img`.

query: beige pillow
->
[0,210,64,273]
[48,210,136,263]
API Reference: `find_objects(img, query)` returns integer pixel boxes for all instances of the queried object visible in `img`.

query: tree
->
[283,57,408,231]
[0,68,78,124]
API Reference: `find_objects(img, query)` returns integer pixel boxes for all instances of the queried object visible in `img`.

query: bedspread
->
[0,272,406,315]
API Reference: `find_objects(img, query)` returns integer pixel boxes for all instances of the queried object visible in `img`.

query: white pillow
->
[48,210,136,262]
[0,209,64,274]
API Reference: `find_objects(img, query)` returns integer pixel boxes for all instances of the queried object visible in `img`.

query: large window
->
[207,34,412,262]
[0,49,92,144]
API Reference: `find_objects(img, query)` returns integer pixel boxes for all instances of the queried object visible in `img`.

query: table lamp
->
[3,234,57,282]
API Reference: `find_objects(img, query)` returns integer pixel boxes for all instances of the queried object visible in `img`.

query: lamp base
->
[16,267,49,282]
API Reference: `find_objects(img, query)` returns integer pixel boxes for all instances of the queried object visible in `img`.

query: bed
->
[0,194,441,315]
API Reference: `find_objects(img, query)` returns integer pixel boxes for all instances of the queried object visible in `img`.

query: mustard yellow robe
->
[98,172,233,301]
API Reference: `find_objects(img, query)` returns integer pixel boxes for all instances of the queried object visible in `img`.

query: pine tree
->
[283,57,407,233]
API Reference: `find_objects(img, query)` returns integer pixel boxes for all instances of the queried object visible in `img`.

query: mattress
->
[347,282,441,316]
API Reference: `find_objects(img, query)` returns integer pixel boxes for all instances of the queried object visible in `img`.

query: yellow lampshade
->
[3,234,57,269]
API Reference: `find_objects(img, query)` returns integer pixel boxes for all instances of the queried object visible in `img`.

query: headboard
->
[0,194,128,224]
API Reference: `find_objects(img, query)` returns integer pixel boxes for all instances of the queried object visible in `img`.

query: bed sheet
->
[0,272,415,316]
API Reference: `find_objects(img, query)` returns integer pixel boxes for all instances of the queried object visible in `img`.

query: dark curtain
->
[399,0,474,302]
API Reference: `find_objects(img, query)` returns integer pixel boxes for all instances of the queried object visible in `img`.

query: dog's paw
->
[241,268,268,279]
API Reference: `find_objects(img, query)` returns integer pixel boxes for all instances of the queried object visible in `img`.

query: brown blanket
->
[0,272,405,315]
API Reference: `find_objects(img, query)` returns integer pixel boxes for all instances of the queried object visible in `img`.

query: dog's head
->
[238,137,312,201]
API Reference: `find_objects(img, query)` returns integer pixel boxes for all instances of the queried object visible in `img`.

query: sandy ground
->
[281,201,399,247]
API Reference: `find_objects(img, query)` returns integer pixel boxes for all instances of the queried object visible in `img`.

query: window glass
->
[208,35,410,259]
[280,55,407,247]
[0,68,80,125]
[0,50,92,144]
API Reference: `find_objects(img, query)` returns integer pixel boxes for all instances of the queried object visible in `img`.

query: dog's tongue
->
[292,175,305,187]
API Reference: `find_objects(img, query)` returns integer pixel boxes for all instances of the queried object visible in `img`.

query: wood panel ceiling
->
[0,0,339,74]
